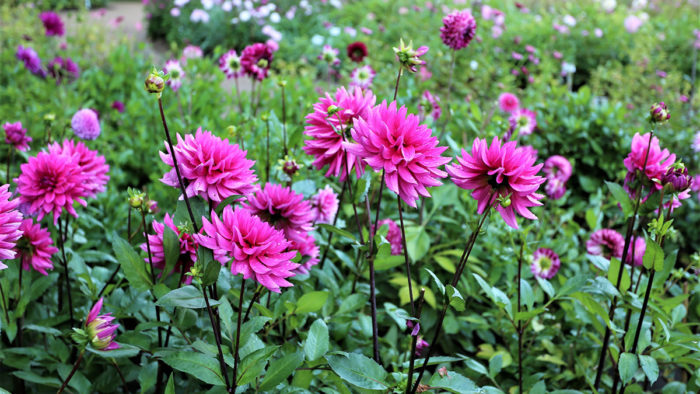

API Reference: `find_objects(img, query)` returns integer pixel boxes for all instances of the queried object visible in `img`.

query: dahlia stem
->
[265,117,271,182]
[234,77,243,113]
[281,83,288,156]
[406,288,426,394]
[363,171,385,363]
[57,217,74,324]
[158,97,199,233]
[517,240,524,394]
[319,181,347,269]
[200,281,231,391]
[6,147,13,185]
[593,129,655,390]
[141,209,163,349]
[397,197,415,316]
[244,285,263,323]
[393,66,402,101]
[250,80,257,115]
[253,80,263,117]
[412,204,493,394]
[16,265,22,305]
[127,206,132,241]
[232,280,246,392]
[57,350,84,394]
[0,280,9,323]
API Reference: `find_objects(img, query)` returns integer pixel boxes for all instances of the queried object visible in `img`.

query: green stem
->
[57,350,84,394]
[232,281,246,392]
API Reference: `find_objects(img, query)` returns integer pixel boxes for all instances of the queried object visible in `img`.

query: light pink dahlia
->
[625,236,646,267]
[164,59,185,92]
[160,128,257,202]
[624,132,676,188]
[141,213,197,284]
[531,248,560,279]
[440,10,477,50]
[17,219,58,275]
[16,151,86,225]
[219,50,242,79]
[344,100,451,208]
[545,178,567,200]
[586,229,624,260]
[446,137,545,229]
[3,122,32,152]
[303,87,376,180]
[48,140,109,199]
[182,45,203,60]
[0,184,23,265]
[310,185,339,224]
[71,108,101,140]
[195,206,299,292]
[349,65,376,90]
[86,298,119,350]
[543,155,572,182]
[318,45,340,66]
[241,43,273,81]
[498,93,520,113]
[375,218,402,255]
[508,108,537,137]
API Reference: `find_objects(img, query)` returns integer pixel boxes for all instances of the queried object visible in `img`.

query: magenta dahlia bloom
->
[586,229,624,260]
[48,140,109,199]
[71,109,101,140]
[440,10,477,50]
[531,248,560,279]
[48,56,79,83]
[16,45,46,78]
[508,108,537,137]
[625,236,646,267]
[344,100,451,208]
[376,218,402,255]
[446,137,545,229]
[545,178,567,200]
[310,185,339,224]
[141,213,197,284]
[0,184,23,265]
[195,206,299,292]
[241,43,273,81]
[85,298,119,351]
[111,100,125,113]
[349,65,376,90]
[3,122,32,152]
[160,128,257,202]
[16,151,86,225]
[219,50,243,79]
[39,11,65,37]
[245,183,314,243]
[543,155,572,182]
[624,133,675,187]
[295,232,320,275]
[164,59,185,92]
[303,87,376,180]
[498,93,520,113]
[17,219,58,275]
[419,90,442,120]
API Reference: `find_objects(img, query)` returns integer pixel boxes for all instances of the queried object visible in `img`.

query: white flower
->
[470,60,478,70]
[329,27,341,36]
[174,0,190,7]
[262,25,282,42]
[561,61,576,75]
[311,34,324,46]
[563,15,576,27]
[170,7,181,17]
[239,10,251,21]
[221,1,232,12]
[269,12,280,23]
[600,0,616,12]
[285,6,296,19]
[190,9,210,23]
[201,0,214,10]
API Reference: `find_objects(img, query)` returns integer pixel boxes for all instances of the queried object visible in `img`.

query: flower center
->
[257,58,269,69]
[538,256,552,271]
[229,58,240,70]
[39,175,56,190]
[171,69,180,79]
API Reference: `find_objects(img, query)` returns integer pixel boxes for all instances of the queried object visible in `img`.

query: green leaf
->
[425,268,445,296]
[608,258,631,293]
[520,279,534,310]
[304,319,329,361]
[374,255,404,271]
[162,351,225,386]
[433,255,456,273]
[325,352,389,390]
[317,223,357,242]
[405,226,430,262]
[237,346,279,386]
[259,350,304,391]
[643,238,664,272]
[470,101,482,123]
[12,370,61,387]
[156,286,220,309]
[354,171,372,204]
[638,355,659,384]
[173,198,207,230]
[618,352,638,384]
[606,181,634,216]
[337,294,368,314]
[536,277,555,298]
[164,373,175,394]
[112,233,153,291]
[428,371,478,393]
[295,291,328,314]
[161,226,181,283]
[446,285,465,312]
[198,246,221,286]
[488,354,502,378]
[464,357,488,376]
[87,343,140,358]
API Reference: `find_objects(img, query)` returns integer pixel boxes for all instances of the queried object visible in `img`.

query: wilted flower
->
[349,65,376,90]
[3,122,32,152]
[586,229,624,260]
[85,298,119,350]
[219,50,242,79]
[531,248,560,279]
[650,102,670,123]
[241,43,273,81]
[310,185,338,224]
[346,41,368,62]
[440,10,477,50]
[393,39,429,73]
[164,59,185,92]
[16,219,58,275]
[39,11,65,37]
[71,109,101,140]
[498,93,520,113]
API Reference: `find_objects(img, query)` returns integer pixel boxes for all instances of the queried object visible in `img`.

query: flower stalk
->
[57,350,84,394]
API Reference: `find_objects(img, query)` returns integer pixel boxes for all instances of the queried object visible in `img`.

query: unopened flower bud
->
[393,38,429,73]
[281,156,301,177]
[662,164,691,192]
[44,113,56,122]
[145,67,166,95]
[128,194,144,209]
[327,105,341,116]
[257,58,269,69]
[650,102,670,123]
[146,199,159,214]
[226,125,237,139]
[260,113,270,121]
[277,80,287,87]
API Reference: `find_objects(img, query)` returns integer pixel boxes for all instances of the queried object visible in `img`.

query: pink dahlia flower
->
[195,206,299,292]
[319,45,340,66]
[141,213,197,283]
[48,140,109,199]
[625,236,646,267]
[0,184,23,266]
[310,185,339,224]
[498,93,520,113]
[623,132,675,188]
[219,50,242,79]
[241,43,273,81]
[531,248,560,279]
[294,232,320,275]
[71,108,101,140]
[349,65,376,90]
[446,137,545,229]
[543,155,572,182]
[160,128,257,203]
[39,11,65,37]
[17,219,58,275]
[182,45,203,60]
[344,100,451,208]
[164,59,185,92]
[48,56,80,83]
[16,151,86,225]
[419,90,442,120]
[86,298,120,350]
[586,229,624,260]
[545,178,567,200]
[303,87,375,180]
[375,218,402,255]
[508,108,537,137]
[3,122,32,152]
[440,10,477,50]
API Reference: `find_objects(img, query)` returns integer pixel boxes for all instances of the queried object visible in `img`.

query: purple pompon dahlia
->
[71,109,101,140]
[531,248,561,279]
[3,122,32,152]
[586,229,624,260]
[195,206,299,292]
[160,128,257,203]
[344,100,451,208]
[85,298,120,350]
[440,10,477,50]
[17,219,58,275]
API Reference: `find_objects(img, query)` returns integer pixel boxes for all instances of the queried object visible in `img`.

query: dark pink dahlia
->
[440,10,477,50]
[141,213,197,284]
[241,43,273,81]
[3,122,32,152]
[586,229,624,260]
[39,11,65,37]
[48,139,109,199]
[17,219,58,275]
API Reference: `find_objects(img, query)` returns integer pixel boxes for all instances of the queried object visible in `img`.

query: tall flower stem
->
[517,241,525,394]
[201,281,231,391]
[6,147,13,184]
[57,217,74,324]
[593,130,655,390]
[364,171,385,363]
[265,118,271,182]
[232,281,246,392]
[319,182,347,269]
[406,288,426,394]
[397,197,415,315]
[141,209,163,349]
[57,350,84,394]
[234,78,243,113]
[412,204,493,393]
[393,66,402,101]
[281,83,288,156]
[157,98,199,233]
